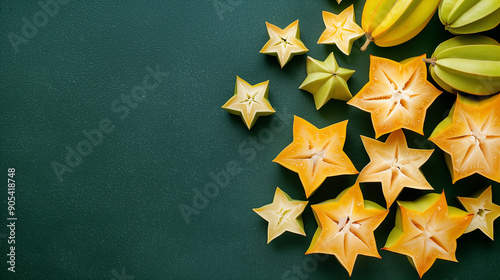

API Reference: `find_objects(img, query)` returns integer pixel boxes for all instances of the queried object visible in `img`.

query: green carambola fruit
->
[439,0,500,34]
[425,35,500,95]
[299,53,355,110]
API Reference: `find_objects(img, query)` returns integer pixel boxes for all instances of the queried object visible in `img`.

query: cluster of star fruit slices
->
[220,4,500,278]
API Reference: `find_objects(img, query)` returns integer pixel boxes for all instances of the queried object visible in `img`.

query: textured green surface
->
[0,1,499,279]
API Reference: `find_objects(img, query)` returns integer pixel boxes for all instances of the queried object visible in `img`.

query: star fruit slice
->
[318,5,364,55]
[347,55,442,138]
[306,182,389,276]
[458,186,500,240]
[273,116,358,198]
[383,192,473,278]
[429,93,500,183]
[222,76,275,130]
[359,129,434,208]
[299,52,355,109]
[253,187,308,243]
[260,20,308,68]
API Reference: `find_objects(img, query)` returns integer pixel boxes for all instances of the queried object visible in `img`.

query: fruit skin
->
[425,35,500,95]
[429,94,500,183]
[299,53,355,109]
[439,0,500,34]
[383,191,472,278]
[360,0,441,51]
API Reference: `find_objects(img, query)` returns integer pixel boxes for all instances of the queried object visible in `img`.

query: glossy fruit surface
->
[299,53,355,109]
[426,35,500,95]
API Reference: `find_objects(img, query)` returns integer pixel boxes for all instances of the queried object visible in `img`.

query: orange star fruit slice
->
[358,129,434,208]
[273,116,358,198]
[348,55,442,138]
[306,182,389,276]
[429,93,500,183]
[383,192,473,278]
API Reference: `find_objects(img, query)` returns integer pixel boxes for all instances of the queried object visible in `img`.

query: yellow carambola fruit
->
[424,35,500,95]
[360,0,441,51]
[439,0,500,34]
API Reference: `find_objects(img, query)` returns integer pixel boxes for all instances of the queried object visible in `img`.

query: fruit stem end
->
[423,57,436,66]
[360,33,373,52]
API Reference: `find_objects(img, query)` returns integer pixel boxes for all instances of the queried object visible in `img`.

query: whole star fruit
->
[424,35,500,95]
[360,0,441,51]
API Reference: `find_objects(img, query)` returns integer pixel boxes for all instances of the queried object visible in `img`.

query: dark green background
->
[0,0,499,279]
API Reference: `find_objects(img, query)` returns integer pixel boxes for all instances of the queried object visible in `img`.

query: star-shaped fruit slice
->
[253,187,308,243]
[348,55,442,138]
[299,53,355,109]
[429,94,500,183]
[458,186,500,240]
[306,183,389,276]
[260,20,308,68]
[383,192,473,278]
[318,5,364,55]
[359,129,434,207]
[273,116,358,198]
[222,76,275,129]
